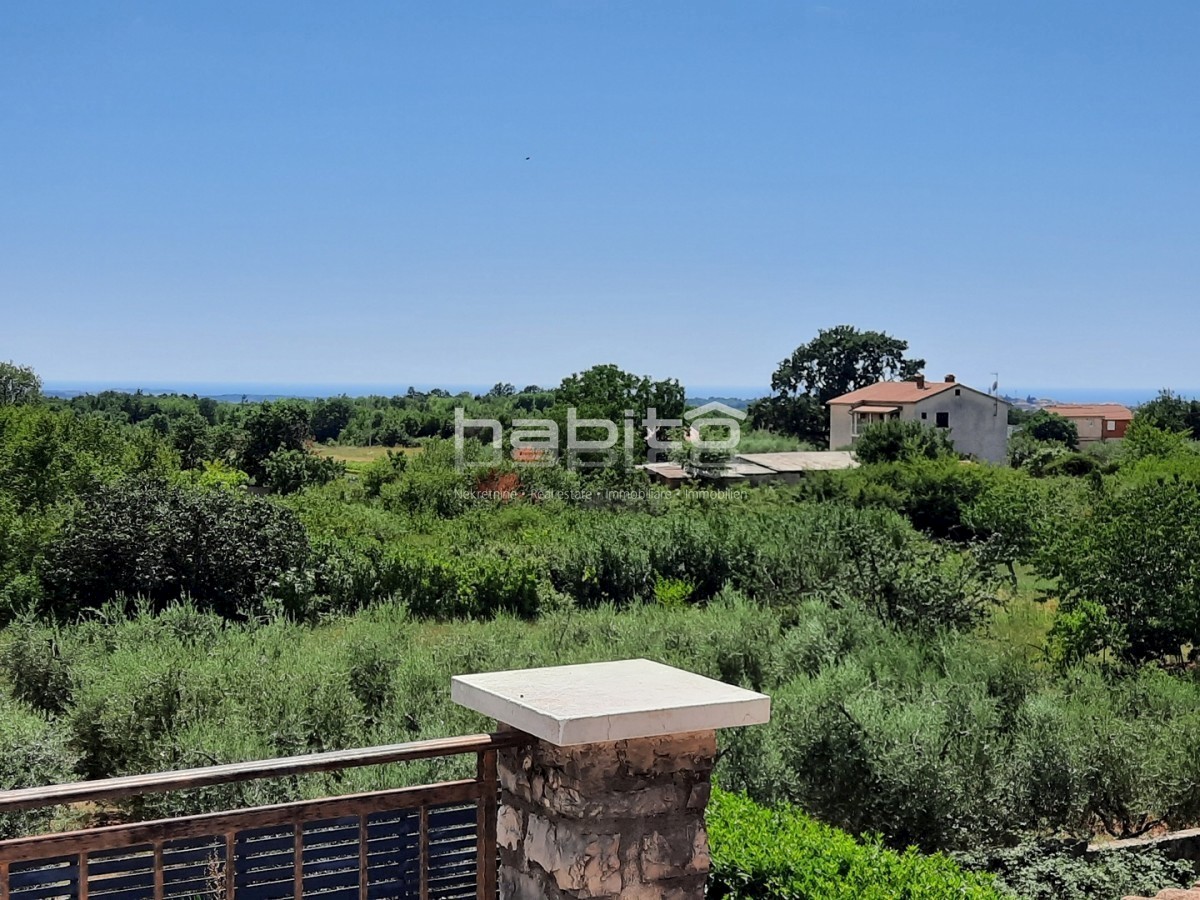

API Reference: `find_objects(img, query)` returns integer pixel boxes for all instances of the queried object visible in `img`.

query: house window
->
[955,388,961,396]
[851,410,897,436]
[921,412,927,420]
[1107,420,1116,432]
[936,412,949,428]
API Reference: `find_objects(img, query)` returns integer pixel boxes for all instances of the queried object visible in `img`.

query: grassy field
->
[987,564,1058,657]
[313,444,422,472]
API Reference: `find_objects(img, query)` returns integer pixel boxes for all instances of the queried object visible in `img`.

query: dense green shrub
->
[1122,417,1194,462]
[0,619,73,713]
[0,697,77,839]
[707,789,1003,899]
[1009,433,1070,476]
[963,472,1072,582]
[2,598,1200,868]
[1039,452,1099,478]
[721,610,1200,851]
[843,458,991,539]
[359,450,407,497]
[261,448,344,494]
[41,476,309,618]
[382,549,541,618]
[853,419,957,465]
[0,405,177,512]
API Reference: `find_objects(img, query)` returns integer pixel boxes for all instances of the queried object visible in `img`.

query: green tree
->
[239,401,311,482]
[311,396,354,443]
[554,363,685,465]
[1136,389,1200,439]
[749,326,925,443]
[962,473,1050,584]
[1038,478,1200,664]
[1021,411,1079,448]
[169,410,212,469]
[556,364,684,419]
[0,361,42,407]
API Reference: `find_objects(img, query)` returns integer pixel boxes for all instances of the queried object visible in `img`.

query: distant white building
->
[827,375,1010,463]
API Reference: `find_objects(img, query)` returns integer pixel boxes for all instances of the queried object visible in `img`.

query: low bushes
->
[0,696,76,839]
[957,842,1195,900]
[7,598,1200,858]
[707,789,1003,899]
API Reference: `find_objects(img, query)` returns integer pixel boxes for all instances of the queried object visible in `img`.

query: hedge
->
[707,789,1004,899]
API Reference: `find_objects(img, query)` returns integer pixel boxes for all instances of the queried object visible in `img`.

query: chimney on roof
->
[945,374,956,383]
[915,375,926,390]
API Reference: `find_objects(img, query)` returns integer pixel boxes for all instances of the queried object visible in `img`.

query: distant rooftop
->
[1043,403,1133,420]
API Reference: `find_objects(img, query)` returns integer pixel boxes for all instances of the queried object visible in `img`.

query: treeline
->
[54,386,557,448]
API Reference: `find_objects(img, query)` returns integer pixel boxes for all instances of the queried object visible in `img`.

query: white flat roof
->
[451,659,771,746]
[733,451,859,472]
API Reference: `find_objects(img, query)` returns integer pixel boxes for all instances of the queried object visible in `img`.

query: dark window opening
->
[955,388,961,395]
[936,412,949,428]
[921,412,927,420]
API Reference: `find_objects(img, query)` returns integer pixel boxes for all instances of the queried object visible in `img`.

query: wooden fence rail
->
[0,732,521,900]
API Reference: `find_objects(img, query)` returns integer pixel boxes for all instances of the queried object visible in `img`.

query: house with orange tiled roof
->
[828,374,1011,463]
[1042,403,1133,443]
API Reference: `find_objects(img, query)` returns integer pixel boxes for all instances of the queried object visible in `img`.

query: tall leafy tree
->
[1040,479,1200,665]
[556,364,684,419]
[553,364,685,466]
[0,362,42,407]
[311,396,354,443]
[750,326,925,443]
[238,401,311,482]
[1135,389,1200,440]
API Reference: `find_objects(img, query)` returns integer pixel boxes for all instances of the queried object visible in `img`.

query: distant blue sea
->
[1004,387,1192,405]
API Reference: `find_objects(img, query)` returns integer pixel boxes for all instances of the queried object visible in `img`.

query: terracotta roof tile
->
[828,381,957,405]
[1044,403,1134,420]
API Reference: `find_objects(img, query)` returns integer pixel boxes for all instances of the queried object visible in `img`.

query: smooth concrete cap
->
[451,658,771,746]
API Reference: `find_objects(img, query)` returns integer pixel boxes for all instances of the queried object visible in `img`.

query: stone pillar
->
[495,729,715,899]
[451,658,770,900]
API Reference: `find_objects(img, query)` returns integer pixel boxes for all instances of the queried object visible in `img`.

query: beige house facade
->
[828,375,1011,463]
[1042,403,1132,443]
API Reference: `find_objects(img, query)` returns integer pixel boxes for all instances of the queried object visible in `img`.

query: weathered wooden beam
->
[0,732,524,814]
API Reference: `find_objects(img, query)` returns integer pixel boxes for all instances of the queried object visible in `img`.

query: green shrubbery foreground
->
[1,600,1198,898]
[708,789,1003,899]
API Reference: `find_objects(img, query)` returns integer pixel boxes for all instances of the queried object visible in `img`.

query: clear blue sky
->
[3,1,1197,395]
